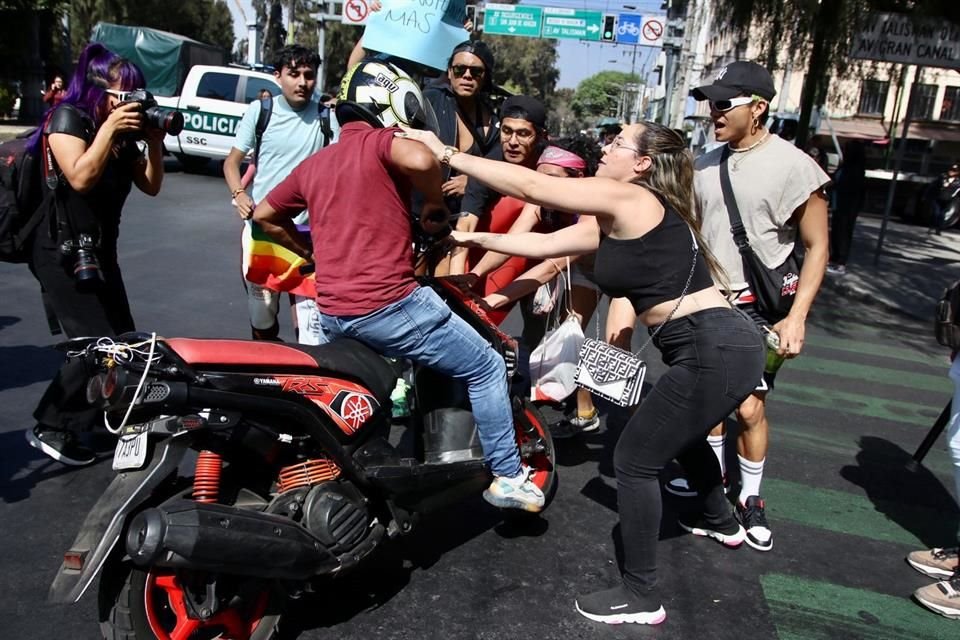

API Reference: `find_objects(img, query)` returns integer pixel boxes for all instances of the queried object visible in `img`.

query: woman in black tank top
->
[402,121,765,626]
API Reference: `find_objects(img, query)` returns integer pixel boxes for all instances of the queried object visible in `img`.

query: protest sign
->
[363,0,469,71]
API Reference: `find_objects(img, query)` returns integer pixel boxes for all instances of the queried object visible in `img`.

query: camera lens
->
[74,248,104,286]
[144,107,184,136]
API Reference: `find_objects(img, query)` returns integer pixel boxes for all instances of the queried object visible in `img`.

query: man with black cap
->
[664,61,830,554]
[450,94,551,347]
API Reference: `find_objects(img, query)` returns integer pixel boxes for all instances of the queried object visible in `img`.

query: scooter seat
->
[165,338,398,405]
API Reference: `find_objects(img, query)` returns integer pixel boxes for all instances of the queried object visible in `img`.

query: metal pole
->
[318,17,326,93]
[661,45,677,126]
[874,65,923,265]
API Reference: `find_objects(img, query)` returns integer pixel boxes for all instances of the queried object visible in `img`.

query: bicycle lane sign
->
[617,13,642,45]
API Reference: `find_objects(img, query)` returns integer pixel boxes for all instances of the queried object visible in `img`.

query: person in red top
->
[252,59,544,512]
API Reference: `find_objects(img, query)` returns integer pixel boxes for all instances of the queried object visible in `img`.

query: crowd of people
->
[15,29,959,628]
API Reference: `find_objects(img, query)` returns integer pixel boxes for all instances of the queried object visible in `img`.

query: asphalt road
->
[1,164,958,639]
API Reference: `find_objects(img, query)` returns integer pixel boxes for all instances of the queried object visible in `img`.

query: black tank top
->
[592,207,714,315]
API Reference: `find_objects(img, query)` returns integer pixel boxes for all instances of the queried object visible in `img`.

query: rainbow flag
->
[241,222,316,298]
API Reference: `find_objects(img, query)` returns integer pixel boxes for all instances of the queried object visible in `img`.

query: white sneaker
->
[483,465,545,512]
[825,263,846,276]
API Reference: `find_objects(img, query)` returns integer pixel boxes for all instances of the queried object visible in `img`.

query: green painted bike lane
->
[751,328,957,637]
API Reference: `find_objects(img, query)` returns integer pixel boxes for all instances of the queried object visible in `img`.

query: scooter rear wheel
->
[98,559,281,640]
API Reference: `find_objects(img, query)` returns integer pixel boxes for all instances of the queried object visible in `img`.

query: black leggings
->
[615,307,764,594]
[30,238,135,431]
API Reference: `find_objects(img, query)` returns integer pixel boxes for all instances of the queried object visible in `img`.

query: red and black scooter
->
[46,275,557,640]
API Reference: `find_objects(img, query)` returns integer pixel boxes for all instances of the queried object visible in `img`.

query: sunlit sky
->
[226,0,665,89]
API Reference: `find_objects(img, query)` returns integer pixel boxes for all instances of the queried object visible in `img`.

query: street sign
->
[617,13,643,45]
[640,15,665,46]
[482,3,543,38]
[851,12,960,71]
[341,0,371,25]
[541,7,603,41]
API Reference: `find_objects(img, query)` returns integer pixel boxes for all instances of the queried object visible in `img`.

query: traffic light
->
[601,15,616,42]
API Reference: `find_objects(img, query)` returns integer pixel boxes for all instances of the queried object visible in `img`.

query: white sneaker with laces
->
[483,465,545,512]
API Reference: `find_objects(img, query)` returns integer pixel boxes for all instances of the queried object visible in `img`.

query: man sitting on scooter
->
[252,59,545,512]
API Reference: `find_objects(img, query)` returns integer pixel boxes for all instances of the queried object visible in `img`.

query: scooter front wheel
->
[513,398,558,508]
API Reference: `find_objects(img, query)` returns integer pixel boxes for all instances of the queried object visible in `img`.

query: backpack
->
[0,130,45,263]
[934,279,960,350]
[252,96,333,166]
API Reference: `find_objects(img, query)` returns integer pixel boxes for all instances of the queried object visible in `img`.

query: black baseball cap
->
[690,61,776,102]
[500,95,547,130]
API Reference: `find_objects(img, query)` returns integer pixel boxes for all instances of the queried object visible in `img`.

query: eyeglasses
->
[500,124,536,142]
[451,64,485,79]
[610,137,640,153]
[708,95,757,112]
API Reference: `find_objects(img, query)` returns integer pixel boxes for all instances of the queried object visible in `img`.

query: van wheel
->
[175,154,209,173]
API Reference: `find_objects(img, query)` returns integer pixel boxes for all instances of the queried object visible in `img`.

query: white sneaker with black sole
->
[575,585,666,625]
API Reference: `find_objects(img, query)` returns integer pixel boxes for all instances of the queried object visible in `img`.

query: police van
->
[155,65,280,171]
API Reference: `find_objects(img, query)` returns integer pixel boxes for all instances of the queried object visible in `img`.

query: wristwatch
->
[440,145,459,165]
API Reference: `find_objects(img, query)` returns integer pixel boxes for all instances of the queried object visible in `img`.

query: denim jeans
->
[948,357,960,542]
[318,286,522,478]
[615,307,764,595]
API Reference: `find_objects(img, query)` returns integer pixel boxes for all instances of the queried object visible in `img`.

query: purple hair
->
[29,43,146,153]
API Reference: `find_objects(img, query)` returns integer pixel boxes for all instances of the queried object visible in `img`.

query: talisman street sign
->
[851,12,960,71]
[482,3,543,38]
[541,7,603,41]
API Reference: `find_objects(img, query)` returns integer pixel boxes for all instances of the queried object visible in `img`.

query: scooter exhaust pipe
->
[126,501,339,580]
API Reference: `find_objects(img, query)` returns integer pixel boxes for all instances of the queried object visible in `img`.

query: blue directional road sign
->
[617,13,643,45]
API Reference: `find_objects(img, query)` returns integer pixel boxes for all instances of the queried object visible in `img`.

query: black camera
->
[60,233,103,286]
[120,89,184,136]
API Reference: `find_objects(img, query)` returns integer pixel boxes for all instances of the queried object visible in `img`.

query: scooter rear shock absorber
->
[193,450,222,503]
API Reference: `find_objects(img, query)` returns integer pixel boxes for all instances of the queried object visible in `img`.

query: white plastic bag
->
[532,280,560,315]
[530,314,584,403]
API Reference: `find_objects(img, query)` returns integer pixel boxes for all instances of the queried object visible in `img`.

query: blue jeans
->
[317,286,522,478]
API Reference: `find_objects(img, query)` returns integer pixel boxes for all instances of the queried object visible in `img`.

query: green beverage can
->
[765,331,785,374]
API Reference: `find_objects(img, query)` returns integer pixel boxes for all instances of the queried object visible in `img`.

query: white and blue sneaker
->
[483,465,545,512]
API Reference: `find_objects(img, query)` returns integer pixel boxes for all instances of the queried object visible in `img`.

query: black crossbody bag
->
[718,147,803,322]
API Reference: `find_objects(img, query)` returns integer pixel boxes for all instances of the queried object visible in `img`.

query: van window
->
[197,73,238,101]
[244,78,279,103]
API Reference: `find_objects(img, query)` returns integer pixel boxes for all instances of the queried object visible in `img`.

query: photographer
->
[25,43,166,466]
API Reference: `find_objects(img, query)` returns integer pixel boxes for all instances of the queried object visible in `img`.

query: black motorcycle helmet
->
[336,57,439,132]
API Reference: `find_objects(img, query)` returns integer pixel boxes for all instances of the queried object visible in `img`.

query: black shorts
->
[734,301,780,392]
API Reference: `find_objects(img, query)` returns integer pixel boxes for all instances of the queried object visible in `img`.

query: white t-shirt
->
[695,135,830,290]
[232,95,340,222]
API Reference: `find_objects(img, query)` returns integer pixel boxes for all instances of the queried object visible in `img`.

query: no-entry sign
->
[641,16,664,46]
[342,0,371,25]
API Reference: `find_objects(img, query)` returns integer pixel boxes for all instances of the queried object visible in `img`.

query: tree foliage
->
[570,70,639,121]
[70,0,235,57]
[481,35,559,101]
[718,0,960,147]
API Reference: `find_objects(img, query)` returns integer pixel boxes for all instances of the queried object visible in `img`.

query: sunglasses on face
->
[451,64,485,79]
[709,95,756,112]
[104,89,133,102]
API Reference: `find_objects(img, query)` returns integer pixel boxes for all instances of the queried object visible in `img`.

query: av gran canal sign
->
[851,12,960,70]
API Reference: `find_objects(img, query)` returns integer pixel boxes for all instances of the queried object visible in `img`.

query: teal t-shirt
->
[232,94,339,220]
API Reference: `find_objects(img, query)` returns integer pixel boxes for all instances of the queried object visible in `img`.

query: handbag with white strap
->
[574,228,700,408]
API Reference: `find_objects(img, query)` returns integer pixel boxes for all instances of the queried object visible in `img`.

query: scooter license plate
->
[112,431,148,471]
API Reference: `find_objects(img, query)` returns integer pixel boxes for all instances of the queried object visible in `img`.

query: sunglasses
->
[451,64,485,79]
[104,89,133,102]
[709,95,757,112]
